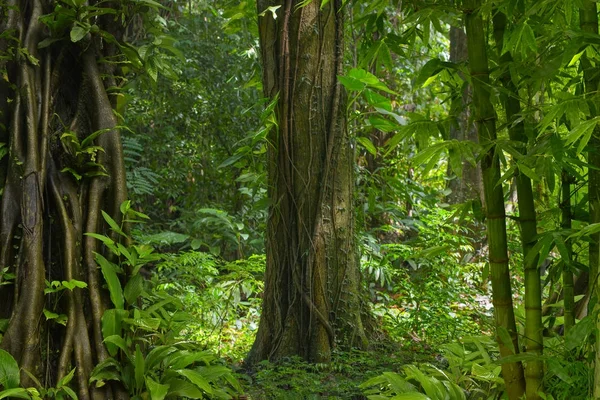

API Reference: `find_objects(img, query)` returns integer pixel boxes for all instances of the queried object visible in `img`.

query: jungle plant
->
[360,336,504,400]
[156,252,265,361]
[87,203,242,399]
[0,349,77,400]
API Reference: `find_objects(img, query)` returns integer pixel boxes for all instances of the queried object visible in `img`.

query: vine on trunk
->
[0,0,156,397]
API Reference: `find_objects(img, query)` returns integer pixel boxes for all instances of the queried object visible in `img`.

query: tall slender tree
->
[246,0,368,364]
[579,1,600,395]
[463,1,526,398]
[492,10,543,398]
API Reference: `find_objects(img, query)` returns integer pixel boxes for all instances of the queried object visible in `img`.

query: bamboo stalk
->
[492,10,543,399]
[579,1,600,396]
[464,2,526,398]
[561,171,575,333]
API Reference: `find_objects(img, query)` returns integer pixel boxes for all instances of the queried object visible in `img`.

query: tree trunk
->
[0,0,128,397]
[446,26,482,205]
[246,0,368,365]
[492,11,543,399]
[561,171,575,333]
[579,1,600,396]
[464,2,526,399]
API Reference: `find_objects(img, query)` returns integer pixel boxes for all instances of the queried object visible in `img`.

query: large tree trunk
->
[246,0,368,365]
[464,1,526,399]
[0,0,128,397]
[446,26,482,205]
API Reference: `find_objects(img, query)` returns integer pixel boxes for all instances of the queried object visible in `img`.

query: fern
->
[122,136,160,196]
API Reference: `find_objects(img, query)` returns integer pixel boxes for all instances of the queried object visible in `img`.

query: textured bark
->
[0,0,128,397]
[446,25,482,205]
[464,2,526,399]
[246,0,368,365]
[579,1,600,396]
[493,11,543,399]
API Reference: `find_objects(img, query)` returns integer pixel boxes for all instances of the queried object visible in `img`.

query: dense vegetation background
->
[1,0,600,399]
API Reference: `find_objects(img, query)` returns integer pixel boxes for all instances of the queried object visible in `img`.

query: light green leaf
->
[0,388,31,399]
[146,376,169,400]
[568,49,585,67]
[103,335,130,359]
[95,253,124,310]
[57,368,76,388]
[70,25,88,42]
[176,369,213,394]
[0,349,20,389]
[258,5,281,19]
[357,137,377,156]
[101,211,126,237]
[61,279,87,290]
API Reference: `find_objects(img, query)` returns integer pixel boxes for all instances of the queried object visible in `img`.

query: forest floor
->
[234,338,438,399]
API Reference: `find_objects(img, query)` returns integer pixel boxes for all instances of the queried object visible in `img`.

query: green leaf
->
[146,376,169,400]
[124,274,144,305]
[61,279,87,290]
[102,309,129,356]
[101,211,126,237]
[348,68,398,95]
[568,50,585,67]
[0,349,20,389]
[415,58,442,88]
[84,232,115,248]
[389,394,431,400]
[43,309,60,320]
[38,37,62,49]
[176,369,213,394]
[60,386,78,400]
[70,25,88,42]
[258,5,281,19]
[145,346,178,370]
[0,388,32,399]
[103,335,130,359]
[338,75,366,92]
[134,344,145,391]
[119,200,131,217]
[165,378,204,399]
[95,253,124,309]
[57,368,76,388]
[565,314,594,350]
[357,137,377,156]
[169,351,214,370]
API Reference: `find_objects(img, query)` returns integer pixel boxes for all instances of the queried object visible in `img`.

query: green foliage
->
[156,252,264,361]
[0,349,77,399]
[85,203,241,399]
[247,348,416,400]
[362,208,489,346]
[361,336,505,400]
[122,3,264,258]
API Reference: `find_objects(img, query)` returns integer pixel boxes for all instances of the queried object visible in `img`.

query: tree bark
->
[464,2,526,399]
[0,0,128,397]
[246,0,368,365]
[446,25,482,205]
